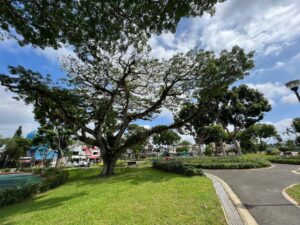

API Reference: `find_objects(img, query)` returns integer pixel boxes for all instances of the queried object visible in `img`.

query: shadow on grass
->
[69,167,192,187]
[0,192,87,224]
[0,167,200,225]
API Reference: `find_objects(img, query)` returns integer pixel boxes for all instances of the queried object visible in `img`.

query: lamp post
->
[285,79,300,103]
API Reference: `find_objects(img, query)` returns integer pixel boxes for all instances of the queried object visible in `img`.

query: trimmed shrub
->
[0,168,69,207]
[185,157,271,169]
[204,144,213,157]
[266,148,281,155]
[269,157,300,165]
[152,160,203,176]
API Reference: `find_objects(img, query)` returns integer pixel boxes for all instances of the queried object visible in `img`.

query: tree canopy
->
[218,85,271,155]
[0,126,31,168]
[240,123,277,152]
[153,130,181,148]
[0,45,254,175]
[0,0,224,53]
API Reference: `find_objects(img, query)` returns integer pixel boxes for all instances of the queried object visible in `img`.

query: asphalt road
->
[206,164,300,225]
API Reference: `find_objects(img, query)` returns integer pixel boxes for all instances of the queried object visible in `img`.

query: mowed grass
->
[0,167,226,225]
[287,184,300,205]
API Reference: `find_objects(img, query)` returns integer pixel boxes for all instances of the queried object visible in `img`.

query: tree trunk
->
[233,137,242,156]
[101,158,117,176]
[55,149,64,168]
[220,140,226,156]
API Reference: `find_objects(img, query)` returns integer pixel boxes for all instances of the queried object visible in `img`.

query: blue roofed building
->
[25,131,58,167]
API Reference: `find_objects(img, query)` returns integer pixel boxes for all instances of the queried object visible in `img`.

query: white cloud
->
[150,0,300,58]
[280,94,299,104]
[0,86,39,137]
[246,82,289,99]
[142,125,152,130]
[265,118,293,140]
[246,82,298,106]
[178,134,195,144]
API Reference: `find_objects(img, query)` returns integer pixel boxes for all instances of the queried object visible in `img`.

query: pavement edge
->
[282,183,300,209]
[206,173,258,225]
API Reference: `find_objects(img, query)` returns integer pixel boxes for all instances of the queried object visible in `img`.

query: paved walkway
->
[206,164,300,225]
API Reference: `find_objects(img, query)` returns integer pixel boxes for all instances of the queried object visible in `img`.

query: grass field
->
[287,184,300,205]
[0,167,226,225]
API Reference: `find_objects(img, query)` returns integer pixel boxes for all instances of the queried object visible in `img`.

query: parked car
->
[78,161,90,167]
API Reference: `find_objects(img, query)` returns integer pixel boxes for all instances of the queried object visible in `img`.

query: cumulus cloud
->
[0,86,39,137]
[264,118,293,140]
[280,94,299,104]
[150,0,300,58]
[178,134,195,144]
[246,82,298,106]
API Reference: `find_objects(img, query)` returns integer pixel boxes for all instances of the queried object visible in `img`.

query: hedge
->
[152,160,203,176]
[186,157,271,169]
[269,157,300,165]
[193,161,270,169]
[0,168,69,207]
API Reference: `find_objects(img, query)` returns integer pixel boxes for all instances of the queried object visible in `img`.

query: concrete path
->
[206,164,300,225]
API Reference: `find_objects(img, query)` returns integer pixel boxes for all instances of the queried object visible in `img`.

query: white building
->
[69,144,101,164]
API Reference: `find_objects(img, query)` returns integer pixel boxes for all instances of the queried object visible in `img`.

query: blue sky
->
[0,0,299,141]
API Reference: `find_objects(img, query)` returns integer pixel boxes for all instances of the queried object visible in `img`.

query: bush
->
[278,146,291,152]
[204,144,213,157]
[152,160,203,176]
[0,168,69,207]
[185,157,271,169]
[266,148,281,155]
[269,157,300,165]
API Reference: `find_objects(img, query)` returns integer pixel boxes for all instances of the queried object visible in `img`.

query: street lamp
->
[285,79,300,103]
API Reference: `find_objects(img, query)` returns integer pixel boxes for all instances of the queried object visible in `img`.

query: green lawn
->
[287,184,300,205]
[0,167,226,225]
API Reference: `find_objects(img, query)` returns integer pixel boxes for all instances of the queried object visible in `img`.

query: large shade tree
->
[218,85,271,155]
[0,0,224,53]
[0,45,254,175]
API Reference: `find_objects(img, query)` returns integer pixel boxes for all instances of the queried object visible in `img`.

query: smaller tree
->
[153,130,181,154]
[14,126,22,137]
[241,124,277,152]
[176,140,192,153]
[204,125,228,155]
[238,129,258,153]
[289,118,300,145]
[126,124,148,159]
[218,85,271,155]
[2,126,31,168]
[32,125,73,168]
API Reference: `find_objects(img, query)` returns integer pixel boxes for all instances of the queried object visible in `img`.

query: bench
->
[127,161,137,166]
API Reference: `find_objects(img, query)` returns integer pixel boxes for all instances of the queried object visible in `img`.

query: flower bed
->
[0,168,69,207]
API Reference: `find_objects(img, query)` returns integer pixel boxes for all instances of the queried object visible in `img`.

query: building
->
[23,131,58,167]
[69,144,101,164]
[26,145,57,167]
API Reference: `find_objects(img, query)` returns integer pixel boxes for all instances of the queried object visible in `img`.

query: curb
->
[282,184,300,209]
[206,173,258,225]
